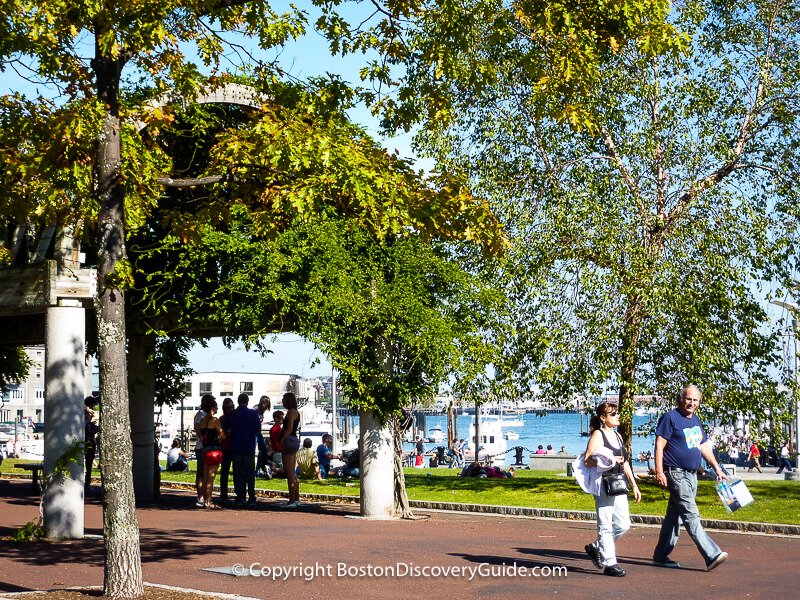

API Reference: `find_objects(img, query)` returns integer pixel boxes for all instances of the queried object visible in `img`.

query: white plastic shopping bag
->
[716,478,754,512]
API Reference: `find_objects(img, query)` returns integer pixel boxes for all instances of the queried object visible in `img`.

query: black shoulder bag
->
[601,432,629,496]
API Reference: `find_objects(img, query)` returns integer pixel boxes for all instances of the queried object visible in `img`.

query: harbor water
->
[400,412,658,465]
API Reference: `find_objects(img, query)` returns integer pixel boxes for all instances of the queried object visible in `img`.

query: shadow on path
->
[0,525,244,568]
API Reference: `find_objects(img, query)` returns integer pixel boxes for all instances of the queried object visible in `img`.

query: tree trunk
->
[359,409,396,518]
[392,414,414,519]
[618,295,644,459]
[94,50,144,599]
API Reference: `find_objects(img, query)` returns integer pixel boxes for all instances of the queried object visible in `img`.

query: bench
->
[20,462,44,492]
[529,454,577,474]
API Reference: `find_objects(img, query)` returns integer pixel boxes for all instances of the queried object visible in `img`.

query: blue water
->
[401,412,658,463]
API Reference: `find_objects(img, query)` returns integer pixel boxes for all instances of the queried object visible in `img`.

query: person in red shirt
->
[269,410,285,477]
[747,442,763,473]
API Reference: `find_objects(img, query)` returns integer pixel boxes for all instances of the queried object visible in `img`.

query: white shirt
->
[167,447,183,467]
[194,410,206,451]
[573,446,616,497]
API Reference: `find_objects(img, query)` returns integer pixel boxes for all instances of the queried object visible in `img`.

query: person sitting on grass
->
[296,438,322,480]
[166,438,190,472]
[317,434,342,479]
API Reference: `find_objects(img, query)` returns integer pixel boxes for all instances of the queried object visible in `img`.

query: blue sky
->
[186,334,332,377]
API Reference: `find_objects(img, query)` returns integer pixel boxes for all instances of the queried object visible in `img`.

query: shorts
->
[282,436,300,456]
[204,446,223,466]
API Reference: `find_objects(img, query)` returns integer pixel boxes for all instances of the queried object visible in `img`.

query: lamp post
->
[772,299,800,476]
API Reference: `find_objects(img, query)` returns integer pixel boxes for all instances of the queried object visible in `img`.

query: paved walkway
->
[1,479,799,599]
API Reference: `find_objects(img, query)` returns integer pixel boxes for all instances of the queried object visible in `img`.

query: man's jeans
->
[219,451,233,501]
[654,468,721,563]
[232,453,256,502]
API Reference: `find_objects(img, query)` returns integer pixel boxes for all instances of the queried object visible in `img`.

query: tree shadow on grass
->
[403,471,592,509]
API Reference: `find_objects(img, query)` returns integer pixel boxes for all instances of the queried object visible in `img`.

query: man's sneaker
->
[603,564,626,577]
[585,543,603,569]
[706,552,728,571]
[195,498,205,508]
[652,558,681,569]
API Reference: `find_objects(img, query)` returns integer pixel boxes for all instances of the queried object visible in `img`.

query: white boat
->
[465,417,507,465]
[427,426,446,443]
[504,430,519,441]
[482,415,524,428]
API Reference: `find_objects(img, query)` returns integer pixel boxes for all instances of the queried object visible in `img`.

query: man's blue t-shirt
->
[317,444,332,477]
[227,406,261,455]
[656,408,708,470]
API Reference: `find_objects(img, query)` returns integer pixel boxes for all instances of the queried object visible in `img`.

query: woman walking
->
[280,392,302,508]
[578,401,641,577]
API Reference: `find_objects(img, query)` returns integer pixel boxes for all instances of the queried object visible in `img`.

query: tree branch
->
[156,175,225,188]
[664,1,785,234]
[599,126,647,225]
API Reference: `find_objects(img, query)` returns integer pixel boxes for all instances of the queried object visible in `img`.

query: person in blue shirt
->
[652,385,729,571]
[226,393,262,507]
[317,434,342,478]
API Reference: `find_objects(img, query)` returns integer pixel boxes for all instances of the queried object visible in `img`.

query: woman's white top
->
[573,445,616,497]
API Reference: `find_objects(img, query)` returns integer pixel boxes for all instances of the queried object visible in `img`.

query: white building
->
[1,345,94,424]
[156,371,319,440]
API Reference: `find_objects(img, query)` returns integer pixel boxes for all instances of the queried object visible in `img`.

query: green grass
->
[4,459,798,525]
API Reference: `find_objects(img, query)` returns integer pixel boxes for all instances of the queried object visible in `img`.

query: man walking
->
[653,384,729,571]
[227,393,261,507]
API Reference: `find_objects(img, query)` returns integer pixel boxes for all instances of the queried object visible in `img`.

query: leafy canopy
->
[410,0,800,434]
[314,0,683,132]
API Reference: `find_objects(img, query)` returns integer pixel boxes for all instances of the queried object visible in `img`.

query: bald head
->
[676,384,702,417]
[681,385,702,402]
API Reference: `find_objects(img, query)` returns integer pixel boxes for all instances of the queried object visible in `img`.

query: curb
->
[5,475,798,537]
[0,583,260,600]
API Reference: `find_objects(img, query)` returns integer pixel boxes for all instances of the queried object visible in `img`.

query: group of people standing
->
[192,391,302,509]
[576,385,729,577]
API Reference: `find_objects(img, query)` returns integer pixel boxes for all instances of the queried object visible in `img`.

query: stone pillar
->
[128,334,156,500]
[43,301,85,539]
[359,409,395,519]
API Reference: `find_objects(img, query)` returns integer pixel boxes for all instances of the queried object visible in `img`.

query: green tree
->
[0,4,503,596]
[414,0,800,447]
[0,345,32,393]
[315,0,681,132]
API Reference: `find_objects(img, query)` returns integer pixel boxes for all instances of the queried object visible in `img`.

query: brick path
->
[0,479,798,600]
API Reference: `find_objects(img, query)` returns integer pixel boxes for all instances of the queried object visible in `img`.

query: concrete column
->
[359,409,395,519]
[128,334,156,500]
[43,301,85,539]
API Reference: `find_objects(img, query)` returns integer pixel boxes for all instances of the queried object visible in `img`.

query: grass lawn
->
[4,459,798,525]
